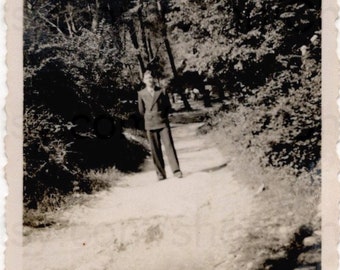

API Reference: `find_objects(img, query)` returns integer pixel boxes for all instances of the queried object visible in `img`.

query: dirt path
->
[23,123,257,270]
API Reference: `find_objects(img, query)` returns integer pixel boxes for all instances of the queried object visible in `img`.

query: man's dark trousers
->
[147,125,180,179]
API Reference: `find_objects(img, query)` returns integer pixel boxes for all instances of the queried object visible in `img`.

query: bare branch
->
[36,11,66,38]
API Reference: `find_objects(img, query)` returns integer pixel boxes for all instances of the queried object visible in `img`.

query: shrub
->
[201,0,321,177]
[23,104,148,213]
[23,105,79,209]
[208,49,320,177]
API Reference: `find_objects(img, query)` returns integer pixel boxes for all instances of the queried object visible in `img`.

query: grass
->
[207,118,321,269]
[23,166,122,229]
[83,167,122,192]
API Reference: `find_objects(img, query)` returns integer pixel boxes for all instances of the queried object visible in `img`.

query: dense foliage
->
[24,0,321,210]
[185,0,321,176]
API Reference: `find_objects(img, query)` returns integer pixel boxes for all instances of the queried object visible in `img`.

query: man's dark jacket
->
[138,87,172,130]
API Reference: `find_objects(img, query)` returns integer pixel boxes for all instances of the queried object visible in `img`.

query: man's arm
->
[138,92,145,116]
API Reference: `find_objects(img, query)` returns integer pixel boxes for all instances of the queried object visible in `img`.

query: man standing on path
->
[138,70,183,180]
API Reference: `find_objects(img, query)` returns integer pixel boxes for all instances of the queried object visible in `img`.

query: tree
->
[155,0,192,110]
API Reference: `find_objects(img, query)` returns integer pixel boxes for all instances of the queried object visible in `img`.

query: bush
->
[23,19,148,213]
[23,104,148,213]
[207,0,320,101]
[24,106,78,209]
[200,0,321,177]
[208,46,320,177]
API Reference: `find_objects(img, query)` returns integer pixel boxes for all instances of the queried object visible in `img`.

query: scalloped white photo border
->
[0,0,7,268]
[1,0,339,269]
[336,0,340,268]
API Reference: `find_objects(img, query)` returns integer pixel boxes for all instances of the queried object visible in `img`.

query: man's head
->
[143,70,155,88]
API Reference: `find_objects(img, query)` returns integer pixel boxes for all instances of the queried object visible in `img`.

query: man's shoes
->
[157,171,166,181]
[174,171,183,178]
[158,175,166,181]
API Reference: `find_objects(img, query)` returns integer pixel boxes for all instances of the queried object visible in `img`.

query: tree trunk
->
[202,90,212,107]
[216,81,225,102]
[179,92,192,111]
[163,36,178,78]
[147,37,154,59]
[157,0,192,111]
[209,78,225,102]
[65,14,73,37]
[197,81,211,108]
[91,0,100,32]
[127,19,146,78]
[69,11,77,33]
[137,0,150,61]
[65,4,77,37]
[157,0,177,78]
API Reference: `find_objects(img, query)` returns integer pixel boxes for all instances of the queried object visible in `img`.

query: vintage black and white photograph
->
[21,0,321,269]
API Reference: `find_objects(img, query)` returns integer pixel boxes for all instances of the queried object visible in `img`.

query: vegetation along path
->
[23,122,269,270]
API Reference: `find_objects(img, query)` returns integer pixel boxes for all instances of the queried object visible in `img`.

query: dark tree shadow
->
[260,225,320,270]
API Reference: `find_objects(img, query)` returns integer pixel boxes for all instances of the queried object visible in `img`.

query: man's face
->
[143,72,154,88]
